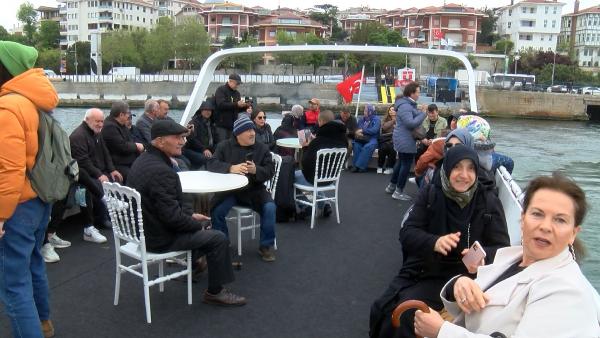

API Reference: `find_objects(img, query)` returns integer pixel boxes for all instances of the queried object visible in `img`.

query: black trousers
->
[215,127,232,144]
[378,142,397,168]
[164,230,234,289]
[369,276,445,338]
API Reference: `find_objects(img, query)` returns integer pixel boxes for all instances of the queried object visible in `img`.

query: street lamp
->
[551,51,557,85]
[514,54,520,74]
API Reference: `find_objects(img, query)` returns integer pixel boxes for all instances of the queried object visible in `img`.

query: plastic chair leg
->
[187,252,192,305]
[237,212,242,256]
[158,260,164,292]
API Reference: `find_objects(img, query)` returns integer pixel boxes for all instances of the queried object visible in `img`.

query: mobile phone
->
[245,152,254,162]
[462,241,486,267]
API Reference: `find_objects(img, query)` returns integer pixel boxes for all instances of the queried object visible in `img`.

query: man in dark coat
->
[127,119,246,306]
[183,100,218,169]
[101,100,144,182]
[207,115,276,262]
[213,73,249,142]
[70,108,123,238]
[296,110,347,217]
[335,107,358,167]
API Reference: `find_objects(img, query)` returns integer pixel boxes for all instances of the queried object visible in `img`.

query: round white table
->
[178,171,248,194]
[276,137,302,149]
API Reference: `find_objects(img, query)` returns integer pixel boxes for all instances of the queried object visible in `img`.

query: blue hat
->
[233,115,255,136]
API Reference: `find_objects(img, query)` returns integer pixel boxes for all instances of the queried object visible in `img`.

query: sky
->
[1,0,596,32]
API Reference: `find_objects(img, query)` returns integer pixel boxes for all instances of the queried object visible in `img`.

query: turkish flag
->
[336,72,362,103]
[433,29,444,39]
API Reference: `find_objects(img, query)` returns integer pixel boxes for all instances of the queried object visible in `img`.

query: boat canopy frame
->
[181,45,478,125]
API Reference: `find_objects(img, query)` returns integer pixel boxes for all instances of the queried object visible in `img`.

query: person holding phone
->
[369,145,510,338]
[207,115,277,262]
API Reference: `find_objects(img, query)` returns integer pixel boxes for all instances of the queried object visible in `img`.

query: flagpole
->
[354,65,365,118]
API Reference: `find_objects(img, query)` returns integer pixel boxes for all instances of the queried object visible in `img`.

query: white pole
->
[354,65,366,118]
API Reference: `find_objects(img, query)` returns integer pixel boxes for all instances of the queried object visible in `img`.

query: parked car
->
[546,85,568,93]
[582,86,600,95]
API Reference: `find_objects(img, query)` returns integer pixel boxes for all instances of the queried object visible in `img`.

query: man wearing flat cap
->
[0,41,59,337]
[213,73,249,142]
[127,119,246,306]
[207,115,277,262]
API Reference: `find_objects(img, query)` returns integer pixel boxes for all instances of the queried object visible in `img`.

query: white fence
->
[50,73,341,84]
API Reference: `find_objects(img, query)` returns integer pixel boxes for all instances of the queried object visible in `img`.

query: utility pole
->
[551,51,557,85]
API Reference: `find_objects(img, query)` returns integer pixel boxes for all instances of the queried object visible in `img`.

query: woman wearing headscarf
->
[415,172,600,338]
[351,104,381,173]
[369,145,510,338]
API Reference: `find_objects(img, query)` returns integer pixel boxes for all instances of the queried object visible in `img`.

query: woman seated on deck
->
[369,145,510,338]
[414,172,600,338]
[350,104,381,173]
[251,109,275,150]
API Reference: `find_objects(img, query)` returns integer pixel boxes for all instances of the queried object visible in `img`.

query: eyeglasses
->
[445,142,460,149]
[257,116,266,120]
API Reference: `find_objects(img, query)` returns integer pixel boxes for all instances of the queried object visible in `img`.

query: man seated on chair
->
[295,110,347,218]
[127,119,246,306]
[207,115,276,262]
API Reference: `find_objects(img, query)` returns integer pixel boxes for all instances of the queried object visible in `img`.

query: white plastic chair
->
[228,152,282,256]
[102,182,192,324]
[294,148,347,229]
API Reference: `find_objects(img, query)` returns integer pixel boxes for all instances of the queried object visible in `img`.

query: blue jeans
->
[352,140,377,170]
[0,198,51,338]
[211,195,276,248]
[390,152,415,192]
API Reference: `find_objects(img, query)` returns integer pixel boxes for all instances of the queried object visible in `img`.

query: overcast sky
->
[1,0,595,32]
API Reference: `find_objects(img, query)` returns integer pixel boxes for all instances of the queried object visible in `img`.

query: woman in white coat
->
[414,172,600,338]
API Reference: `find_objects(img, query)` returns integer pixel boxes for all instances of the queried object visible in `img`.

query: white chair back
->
[266,152,283,199]
[314,148,347,185]
[103,182,145,246]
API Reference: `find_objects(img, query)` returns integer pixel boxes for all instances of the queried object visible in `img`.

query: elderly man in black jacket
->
[70,108,123,241]
[214,73,249,142]
[207,115,276,262]
[101,100,144,182]
[183,100,218,169]
[127,119,246,306]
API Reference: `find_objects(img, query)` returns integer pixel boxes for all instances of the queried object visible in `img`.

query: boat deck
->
[0,171,417,338]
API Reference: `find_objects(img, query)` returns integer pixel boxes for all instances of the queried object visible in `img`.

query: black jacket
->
[127,146,204,251]
[186,114,218,153]
[255,124,275,150]
[207,137,274,208]
[101,116,138,167]
[335,113,358,139]
[214,83,242,130]
[398,173,509,281]
[301,121,348,184]
[69,122,115,179]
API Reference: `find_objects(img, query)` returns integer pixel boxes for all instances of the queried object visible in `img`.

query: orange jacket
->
[414,137,445,177]
[0,68,59,220]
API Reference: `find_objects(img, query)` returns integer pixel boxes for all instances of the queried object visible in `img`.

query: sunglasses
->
[445,142,460,149]
[256,116,266,120]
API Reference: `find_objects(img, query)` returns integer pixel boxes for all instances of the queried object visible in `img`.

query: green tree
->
[35,48,61,72]
[467,54,479,69]
[37,20,60,50]
[173,17,210,69]
[142,17,175,71]
[478,8,499,46]
[66,41,91,75]
[17,2,37,45]
[0,26,10,40]
[493,39,514,55]
[224,37,262,72]
[222,36,237,49]
[310,4,346,42]
[101,30,142,70]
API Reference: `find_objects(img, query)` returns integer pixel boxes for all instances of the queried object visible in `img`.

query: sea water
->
[53,108,600,290]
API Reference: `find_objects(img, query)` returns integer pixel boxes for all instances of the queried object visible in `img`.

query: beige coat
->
[438,246,600,338]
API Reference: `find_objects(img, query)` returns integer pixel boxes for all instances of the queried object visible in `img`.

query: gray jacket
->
[135,113,154,146]
[392,96,426,154]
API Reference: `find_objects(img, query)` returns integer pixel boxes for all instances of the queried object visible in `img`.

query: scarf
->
[440,166,478,209]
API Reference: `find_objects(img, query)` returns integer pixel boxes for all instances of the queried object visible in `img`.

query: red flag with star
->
[336,72,362,103]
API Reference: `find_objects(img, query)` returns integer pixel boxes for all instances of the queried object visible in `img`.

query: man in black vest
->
[214,73,249,141]
[127,119,246,306]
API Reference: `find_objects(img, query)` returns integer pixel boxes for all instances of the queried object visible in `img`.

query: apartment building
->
[496,0,565,52]
[198,2,259,47]
[339,14,376,36]
[560,5,600,67]
[376,4,484,52]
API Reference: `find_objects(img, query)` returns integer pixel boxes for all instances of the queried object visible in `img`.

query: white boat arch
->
[180,45,478,125]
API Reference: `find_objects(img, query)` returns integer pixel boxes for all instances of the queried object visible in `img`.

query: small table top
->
[178,171,248,194]
[276,137,302,149]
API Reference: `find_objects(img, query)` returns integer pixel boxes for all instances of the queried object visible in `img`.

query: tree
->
[467,54,479,69]
[65,41,91,75]
[222,36,237,49]
[173,17,210,69]
[493,39,514,55]
[310,4,346,42]
[478,8,499,46]
[0,26,10,41]
[225,37,262,73]
[37,21,60,50]
[35,48,61,72]
[17,2,37,45]
[142,17,176,71]
[101,30,142,70]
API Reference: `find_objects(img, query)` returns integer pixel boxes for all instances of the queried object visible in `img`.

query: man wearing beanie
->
[0,41,59,337]
[213,73,249,142]
[207,115,277,261]
[127,119,246,306]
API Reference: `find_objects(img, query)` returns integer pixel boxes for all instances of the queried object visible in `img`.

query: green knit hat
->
[0,41,38,77]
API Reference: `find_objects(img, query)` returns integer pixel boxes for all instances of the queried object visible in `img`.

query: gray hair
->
[144,99,159,114]
[84,108,104,121]
[109,100,129,118]
[290,104,303,118]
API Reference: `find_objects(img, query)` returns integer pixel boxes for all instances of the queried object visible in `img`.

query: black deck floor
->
[0,171,417,338]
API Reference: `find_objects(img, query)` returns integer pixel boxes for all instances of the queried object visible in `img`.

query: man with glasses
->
[102,100,144,182]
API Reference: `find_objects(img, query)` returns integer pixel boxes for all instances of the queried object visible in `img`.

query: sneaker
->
[384,168,394,175]
[377,167,383,174]
[258,246,276,262]
[385,183,397,194]
[41,243,60,263]
[83,226,107,243]
[392,190,412,201]
[203,289,246,306]
[48,233,71,249]
[408,177,416,184]
[41,319,55,338]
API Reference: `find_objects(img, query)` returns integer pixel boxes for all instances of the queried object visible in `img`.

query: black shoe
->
[322,204,332,218]
[350,167,358,173]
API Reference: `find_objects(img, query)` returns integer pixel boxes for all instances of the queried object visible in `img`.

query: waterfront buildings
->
[495,0,565,52]
[559,5,600,68]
